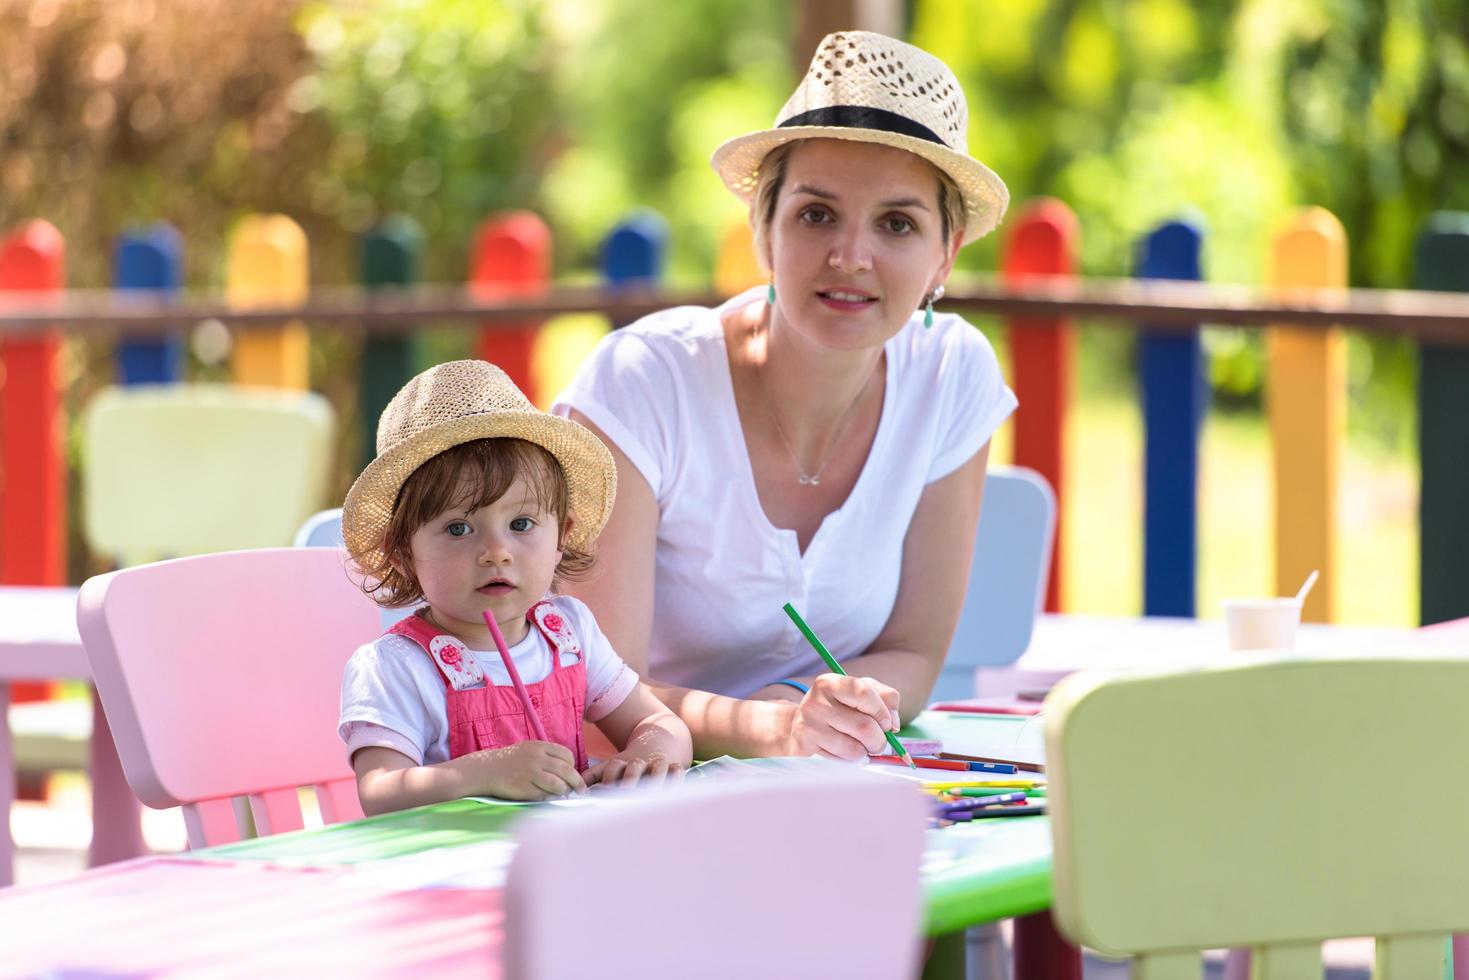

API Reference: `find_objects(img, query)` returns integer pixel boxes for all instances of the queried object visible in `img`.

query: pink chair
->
[76,547,379,847]
[505,768,929,980]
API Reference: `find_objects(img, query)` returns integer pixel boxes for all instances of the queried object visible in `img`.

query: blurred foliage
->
[294,0,557,282]
[1,0,1462,512]
[913,0,1469,456]
[536,0,788,282]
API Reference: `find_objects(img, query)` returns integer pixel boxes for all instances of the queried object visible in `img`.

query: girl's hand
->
[583,753,685,790]
[785,673,901,761]
[477,741,587,800]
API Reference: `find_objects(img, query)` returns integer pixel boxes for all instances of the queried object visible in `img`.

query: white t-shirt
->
[552,287,1017,698]
[338,595,639,765]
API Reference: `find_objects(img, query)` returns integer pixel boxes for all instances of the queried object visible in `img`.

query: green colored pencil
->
[782,602,916,769]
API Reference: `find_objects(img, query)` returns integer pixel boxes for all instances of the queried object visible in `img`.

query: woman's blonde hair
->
[749,140,967,272]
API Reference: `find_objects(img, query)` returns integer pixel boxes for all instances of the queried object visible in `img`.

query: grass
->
[988,396,1418,626]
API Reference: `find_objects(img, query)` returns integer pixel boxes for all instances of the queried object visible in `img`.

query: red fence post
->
[470,211,550,403]
[1002,199,1078,613]
[0,220,66,590]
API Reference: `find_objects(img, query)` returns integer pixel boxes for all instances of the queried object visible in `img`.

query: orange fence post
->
[1002,199,1078,613]
[470,211,550,403]
[0,220,66,589]
[715,219,765,297]
[1265,208,1347,623]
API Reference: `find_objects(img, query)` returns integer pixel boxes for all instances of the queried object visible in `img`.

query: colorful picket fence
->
[0,203,1465,627]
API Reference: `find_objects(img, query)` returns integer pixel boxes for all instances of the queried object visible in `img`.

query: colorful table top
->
[0,710,1052,972]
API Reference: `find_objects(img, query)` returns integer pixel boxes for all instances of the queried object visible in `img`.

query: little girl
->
[338,359,692,815]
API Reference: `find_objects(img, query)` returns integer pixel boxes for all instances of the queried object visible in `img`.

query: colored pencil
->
[940,751,1044,774]
[920,779,1041,791]
[482,610,548,742]
[782,602,915,769]
[870,754,969,771]
[928,701,1044,716]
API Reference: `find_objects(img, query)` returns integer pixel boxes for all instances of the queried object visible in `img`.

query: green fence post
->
[359,215,424,469]
[1415,212,1469,625]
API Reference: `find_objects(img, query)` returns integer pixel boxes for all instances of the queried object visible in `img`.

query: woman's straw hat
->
[342,360,616,567]
[711,31,1008,244]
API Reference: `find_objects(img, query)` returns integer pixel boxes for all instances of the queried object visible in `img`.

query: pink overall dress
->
[389,601,589,769]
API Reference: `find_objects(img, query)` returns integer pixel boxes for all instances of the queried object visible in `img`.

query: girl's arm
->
[585,683,692,788]
[750,444,992,727]
[562,410,900,761]
[351,742,587,816]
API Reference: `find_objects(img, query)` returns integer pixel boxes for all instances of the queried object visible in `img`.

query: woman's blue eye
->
[798,206,833,225]
[884,215,915,234]
[509,516,534,532]
[446,520,471,537]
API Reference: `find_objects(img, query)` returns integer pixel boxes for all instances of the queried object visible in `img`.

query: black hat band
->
[779,106,945,147]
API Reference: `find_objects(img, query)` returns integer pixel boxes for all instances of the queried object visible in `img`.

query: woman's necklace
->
[752,342,874,488]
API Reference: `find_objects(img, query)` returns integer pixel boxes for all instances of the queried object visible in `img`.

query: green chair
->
[1045,655,1469,979]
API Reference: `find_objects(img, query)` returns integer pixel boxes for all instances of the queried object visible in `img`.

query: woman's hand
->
[583,753,685,790]
[785,673,901,760]
[474,741,588,801]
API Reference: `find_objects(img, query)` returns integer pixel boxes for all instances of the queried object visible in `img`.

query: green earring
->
[767,279,776,305]
[923,284,945,329]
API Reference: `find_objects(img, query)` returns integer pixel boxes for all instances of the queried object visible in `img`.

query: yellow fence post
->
[1266,207,1347,623]
[714,220,765,297]
[227,214,309,389]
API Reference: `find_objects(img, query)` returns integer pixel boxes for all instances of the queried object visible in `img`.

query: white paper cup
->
[1221,597,1302,652]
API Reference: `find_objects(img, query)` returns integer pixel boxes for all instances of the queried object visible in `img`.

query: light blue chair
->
[931,465,1057,703]
[294,508,413,629]
[293,507,345,548]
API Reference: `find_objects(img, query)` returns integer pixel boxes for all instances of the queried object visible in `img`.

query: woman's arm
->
[563,409,806,758]
[584,683,692,787]
[750,444,991,725]
[351,743,587,816]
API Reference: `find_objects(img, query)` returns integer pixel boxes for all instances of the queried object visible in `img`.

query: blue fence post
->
[1137,218,1207,617]
[602,210,667,330]
[601,210,667,291]
[114,224,183,384]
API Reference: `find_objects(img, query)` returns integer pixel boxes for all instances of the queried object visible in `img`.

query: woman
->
[554,31,1016,761]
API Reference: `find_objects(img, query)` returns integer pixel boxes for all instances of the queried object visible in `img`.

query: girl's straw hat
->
[711,31,1008,244]
[342,359,616,568]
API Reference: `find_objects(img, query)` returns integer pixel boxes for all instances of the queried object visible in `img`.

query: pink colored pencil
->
[482,611,548,741]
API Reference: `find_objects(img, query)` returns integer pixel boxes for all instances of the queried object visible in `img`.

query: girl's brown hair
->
[354,438,593,608]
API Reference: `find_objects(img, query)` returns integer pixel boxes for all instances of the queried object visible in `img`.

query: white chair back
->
[505,769,928,980]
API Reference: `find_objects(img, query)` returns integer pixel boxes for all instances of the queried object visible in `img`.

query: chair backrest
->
[293,506,416,630]
[77,547,380,848]
[505,769,928,980]
[933,466,1057,701]
[81,383,336,566]
[293,507,345,548]
[1045,655,1469,978]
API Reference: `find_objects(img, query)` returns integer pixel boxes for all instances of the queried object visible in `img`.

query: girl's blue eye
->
[446,520,471,537]
[509,516,534,532]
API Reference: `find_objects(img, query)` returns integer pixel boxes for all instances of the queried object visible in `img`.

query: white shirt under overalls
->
[339,595,638,765]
